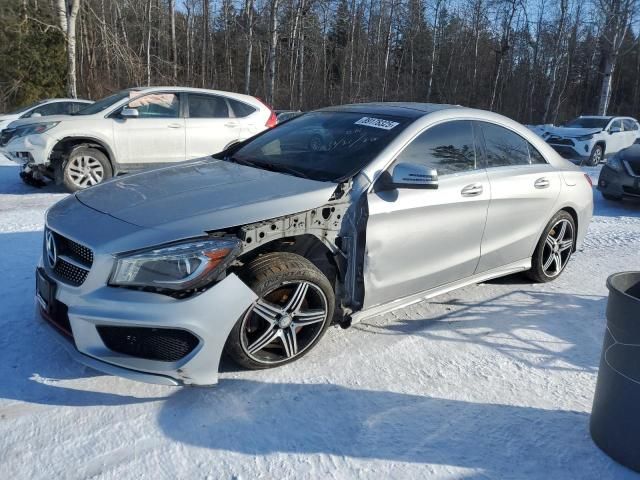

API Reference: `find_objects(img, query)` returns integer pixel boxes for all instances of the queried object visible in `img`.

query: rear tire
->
[527,211,576,283]
[587,144,604,166]
[62,146,112,192]
[225,252,335,370]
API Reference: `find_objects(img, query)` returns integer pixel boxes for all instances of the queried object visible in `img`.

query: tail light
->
[584,173,593,187]
[255,97,277,128]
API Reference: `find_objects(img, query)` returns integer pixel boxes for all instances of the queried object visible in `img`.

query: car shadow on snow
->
[157,379,629,477]
[355,288,606,374]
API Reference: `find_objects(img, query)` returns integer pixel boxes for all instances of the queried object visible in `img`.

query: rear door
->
[606,119,626,154]
[111,92,186,164]
[622,119,639,148]
[475,121,561,273]
[364,120,490,308]
[185,93,244,158]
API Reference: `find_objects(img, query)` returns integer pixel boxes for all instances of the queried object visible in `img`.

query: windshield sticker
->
[354,117,399,130]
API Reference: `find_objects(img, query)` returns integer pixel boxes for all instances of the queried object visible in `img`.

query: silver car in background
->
[38,103,593,386]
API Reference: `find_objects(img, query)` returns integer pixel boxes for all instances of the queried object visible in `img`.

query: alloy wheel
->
[240,280,329,365]
[67,155,105,188]
[541,219,574,277]
[592,147,602,165]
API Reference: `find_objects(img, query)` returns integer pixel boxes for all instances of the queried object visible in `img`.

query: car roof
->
[320,102,461,119]
[41,98,93,103]
[122,86,259,103]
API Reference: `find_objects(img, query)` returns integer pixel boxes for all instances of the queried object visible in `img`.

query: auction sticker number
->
[354,117,399,130]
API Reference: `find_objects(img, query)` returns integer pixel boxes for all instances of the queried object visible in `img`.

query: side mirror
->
[120,108,139,118]
[609,126,621,134]
[390,163,438,189]
[30,112,42,118]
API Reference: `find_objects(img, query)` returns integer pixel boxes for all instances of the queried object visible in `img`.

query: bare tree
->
[56,0,82,97]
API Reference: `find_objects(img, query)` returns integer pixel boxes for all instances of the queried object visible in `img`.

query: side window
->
[394,120,477,175]
[481,123,530,167]
[69,102,88,114]
[25,102,64,117]
[128,93,180,118]
[188,94,229,118]
[228,99,256,118]
[623,119,637,131]
[609,119,622,132]
[528,143,548,165]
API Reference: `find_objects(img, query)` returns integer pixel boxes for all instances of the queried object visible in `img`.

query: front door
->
[112,92,186,164]
[364,120,490,309]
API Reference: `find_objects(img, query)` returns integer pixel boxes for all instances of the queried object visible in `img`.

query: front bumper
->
[5,133,56,165]
[546,139,593,161]
[38,264,257,386]
[598,164,640,198]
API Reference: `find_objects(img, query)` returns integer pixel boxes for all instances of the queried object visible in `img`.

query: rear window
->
[228,99,256,118]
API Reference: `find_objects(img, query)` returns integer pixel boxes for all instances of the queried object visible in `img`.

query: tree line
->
[0,0,639,125]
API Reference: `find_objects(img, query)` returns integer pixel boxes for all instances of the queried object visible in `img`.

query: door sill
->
[351,258,531,324]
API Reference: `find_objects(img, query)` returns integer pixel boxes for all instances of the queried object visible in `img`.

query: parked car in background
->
[0,98,92,137]
[4,87,276,191]
[38,103,593,386]
[598,144,640,201]
[275,110,303,123]
[539,116,640,166]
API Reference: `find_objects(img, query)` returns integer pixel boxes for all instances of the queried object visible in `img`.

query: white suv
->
[541,115,640,166]
[3,87,275,191]
[0,98,93,134]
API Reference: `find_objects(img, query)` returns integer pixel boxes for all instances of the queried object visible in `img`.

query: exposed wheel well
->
[51,137,114,170]
[593,141,605,154]
[234,234,341,289]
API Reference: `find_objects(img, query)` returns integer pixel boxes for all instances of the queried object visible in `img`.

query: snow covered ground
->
[0,155,639,479]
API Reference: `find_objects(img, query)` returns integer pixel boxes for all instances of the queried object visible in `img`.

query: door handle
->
[534,177,550,189]
[168,123,183,129]
[461,183,483,197]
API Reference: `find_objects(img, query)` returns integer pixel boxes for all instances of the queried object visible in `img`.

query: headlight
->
[12,122,59,139]
[576,134,593,141]
[606,154,624,173]
[109,237,241,291]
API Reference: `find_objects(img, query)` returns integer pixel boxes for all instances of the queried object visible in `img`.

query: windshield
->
[73,90,137,116]
[7,100,47,115]
[228,111,412,182]
[564,117,610,129]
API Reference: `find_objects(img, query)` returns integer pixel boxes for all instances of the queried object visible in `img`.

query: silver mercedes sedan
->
[38,103,593,386]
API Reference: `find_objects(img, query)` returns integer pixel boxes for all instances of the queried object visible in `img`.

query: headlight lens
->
[109,238,241,291]
[576,134,593,141]
[12,122,59,139]
[606,154,624,173]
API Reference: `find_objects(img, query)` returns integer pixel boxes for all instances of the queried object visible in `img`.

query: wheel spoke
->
[247,325,279,354]
[285,282,309,313]
[556,221,567,241]
[559,239,573,252]
[554,253,563,272]
[543,253,555,271]
[545,236,554,249]
[252,299,281,324]
[280,327,298,358]
[293,308,326,326]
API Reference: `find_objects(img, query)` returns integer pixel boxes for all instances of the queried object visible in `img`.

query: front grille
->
[97,326,200,362]
[54,258,89,286]
[547,136,575,146]
[0,128,15,147]
[45,229,93,286]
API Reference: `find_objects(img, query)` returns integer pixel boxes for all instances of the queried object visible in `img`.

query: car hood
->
[6,114,74,128]
[620,144,640,165]
[544,126,602,137]
[76,159,338,233]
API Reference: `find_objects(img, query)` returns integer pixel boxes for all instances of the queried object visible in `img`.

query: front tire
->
[587,144,604,166]
[527,211,576,283]
[62,146,112,192]
[225,252,335,370]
